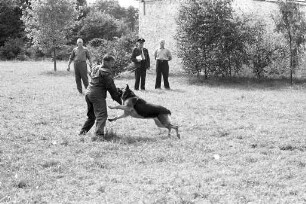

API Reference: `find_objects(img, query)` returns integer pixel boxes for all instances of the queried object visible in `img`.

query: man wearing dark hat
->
[131,38,150,90]
[79,54,122,142]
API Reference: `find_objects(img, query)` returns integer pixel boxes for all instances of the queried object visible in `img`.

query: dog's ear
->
[126,84,129,90]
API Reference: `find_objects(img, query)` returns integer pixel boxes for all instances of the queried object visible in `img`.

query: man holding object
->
[131,38,150,90]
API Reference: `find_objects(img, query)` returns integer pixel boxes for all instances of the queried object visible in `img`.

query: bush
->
[176,0,254,79]
[266,42,290,78]
[78,11,129,43]
[89,38,107,48]
[45,45,74,60]
[175,0,304,80]
[88,32,137,76]
[24,46,45,60]
[0,38,24,60]
[273,1,306,83]
[246,20,281,79]
[16,51,29,61]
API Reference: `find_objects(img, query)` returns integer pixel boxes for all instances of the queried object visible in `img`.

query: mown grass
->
[0,61,306,203]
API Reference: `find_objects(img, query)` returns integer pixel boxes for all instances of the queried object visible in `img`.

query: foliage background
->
[175,0,306,80]
[1,0,306,79]
[0,0,139,72]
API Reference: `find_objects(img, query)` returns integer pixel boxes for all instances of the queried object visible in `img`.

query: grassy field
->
[0,61,306,204]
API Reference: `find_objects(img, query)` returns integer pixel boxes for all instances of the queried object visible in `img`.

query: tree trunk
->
[53,47,57,72]
[229,56,232,77]
[204,52,208,79]
[196,64,200,78]
[289,41,293,85]
[204,66,207,79]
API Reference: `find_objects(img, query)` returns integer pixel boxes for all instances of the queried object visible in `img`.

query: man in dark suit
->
[131,38,150,90]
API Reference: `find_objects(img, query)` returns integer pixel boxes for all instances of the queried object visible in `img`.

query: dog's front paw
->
[108,118,115,122]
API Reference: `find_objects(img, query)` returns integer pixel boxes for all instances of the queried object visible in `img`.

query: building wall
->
[138,0,182,68]
[138,0,306,76]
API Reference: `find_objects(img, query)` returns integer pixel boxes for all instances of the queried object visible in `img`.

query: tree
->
[76,0,87,7]
[0,0,25,47]
[78,11,128,42]
[125,6,139,31]
[88,32,137,76]
[22,0,76,71]
[75,0,90,20]
[246,20,285,79]
[273,0,306,84]
[93,0,125,19]
[92,0,139,31]
[176,0,253,78]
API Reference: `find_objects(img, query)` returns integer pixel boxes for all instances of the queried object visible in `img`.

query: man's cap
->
[103,54,115,62]
[137,38,145,43]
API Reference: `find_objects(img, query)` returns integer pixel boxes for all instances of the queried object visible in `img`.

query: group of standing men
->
[67,37,173,141]
[131,38,172,90]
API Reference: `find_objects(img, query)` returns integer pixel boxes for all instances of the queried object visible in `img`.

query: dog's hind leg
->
[167,124,180,138]
[153,118,167,135]
[167,127,172,137]
[153,118,164,128]
[156,114,180,139]
[173,125,180,139]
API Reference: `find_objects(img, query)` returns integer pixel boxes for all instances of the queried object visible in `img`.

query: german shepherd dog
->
[108,85,180,138]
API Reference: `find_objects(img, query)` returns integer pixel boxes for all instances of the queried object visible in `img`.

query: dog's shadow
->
[103,131,159,144]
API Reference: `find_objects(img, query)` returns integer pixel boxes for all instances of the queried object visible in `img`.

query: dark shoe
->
[141,88,145,91]
[91,135,105,142]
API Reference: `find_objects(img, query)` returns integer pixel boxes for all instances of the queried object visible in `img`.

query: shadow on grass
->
[186,75,306,90]
[279,144,306,152]
[149,88,186,94]
[41,70,73,77]
[104,129,158,144]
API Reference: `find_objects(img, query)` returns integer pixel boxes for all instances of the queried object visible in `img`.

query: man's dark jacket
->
[131,47,150,70]
[86,66,122,105]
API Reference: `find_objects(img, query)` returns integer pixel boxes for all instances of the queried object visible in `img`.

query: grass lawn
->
[0,61,306,203]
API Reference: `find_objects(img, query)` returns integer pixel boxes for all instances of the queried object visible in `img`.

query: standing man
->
[79,54,122,142]
[154,39,172,89]
[131,38,150,90]
[67,38,93,94]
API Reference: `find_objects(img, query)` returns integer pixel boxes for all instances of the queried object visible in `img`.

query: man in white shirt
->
[67,38,93,94]
[154,39,172,89]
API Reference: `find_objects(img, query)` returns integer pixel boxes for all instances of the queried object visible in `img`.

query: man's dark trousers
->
[81,94,107,136]
[74,61,88,93]
[134,61,147,90]
[155,60,170,89]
